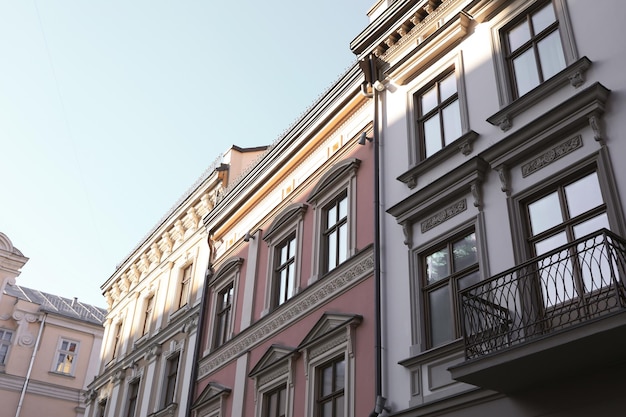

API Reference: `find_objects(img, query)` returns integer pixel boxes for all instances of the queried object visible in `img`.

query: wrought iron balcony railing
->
[459,229,626,360]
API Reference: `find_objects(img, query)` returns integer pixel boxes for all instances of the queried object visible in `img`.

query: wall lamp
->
[358,132,373,146]
[243,231,255,242]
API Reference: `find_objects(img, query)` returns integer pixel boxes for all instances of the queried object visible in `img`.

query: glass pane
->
[575,214,611,292]
[429,285,453,347]
[535,232,575,306]
[532,2,557,34]
[442,99,462,146]
[538,30,565,80]
[528,191,562,235]
[421,85,438,114]
[279,244,288,264]
[322,402,332,417]
[335,359,345,390]
[338,196,347,220]
[453,233,477,271]
[279,387,286,416]
[338,223,347,264]
[508,19,531,51]
[513,48,540,96]
[426,248,449,283]
[439,73,457,101]
[328,232,337,270]
[423,114,442,158]
[269,391,277,417]
[335,396,345,417]
[288,238,296,256]
[287,263,295,299]
[327,205,337,227]
[565,172,603,218]
[458,270,481,291]
[322,365,333,395]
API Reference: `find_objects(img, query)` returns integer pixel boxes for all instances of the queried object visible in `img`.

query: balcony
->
[449,229,626,392]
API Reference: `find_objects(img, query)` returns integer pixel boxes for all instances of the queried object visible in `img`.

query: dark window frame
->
[213,282,234,349]
[421,229,479,349]
[126,379,140,417]
[321,190,349,274]
[415,67,462,160]
[315,356,346,417]
[502,0,565,99]
[272,234,297,308]
[262,383,287,417]
[163,353,180,407]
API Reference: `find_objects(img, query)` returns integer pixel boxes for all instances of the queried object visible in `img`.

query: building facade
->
[84,147,266,417]
[192,65,377,417]
[351,0,626,416]
[0,232,106,417]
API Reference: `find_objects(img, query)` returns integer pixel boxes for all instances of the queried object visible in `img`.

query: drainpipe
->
[15,313,46,417]
[185,237,215,417]
[360,53,390,416]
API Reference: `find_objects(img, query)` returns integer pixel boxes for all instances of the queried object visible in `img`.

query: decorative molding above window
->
[487,56,592,131]
[386,12,472,85]
[398,130,479,189]
[521,135,583,177]
[190,382,231,417]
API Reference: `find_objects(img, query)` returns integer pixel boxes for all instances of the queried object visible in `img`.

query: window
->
[263,384,287,417]
[213,283,234,349]
[524,171,608,305]
[274,235,296,307]
[503,1,565,98]
[97,399,108,417]
[0,329,12,365]
[163,353,180,407]
[54,339,79,375]
[322,191,348,273]
[307,159,360,282]
[316,357,345,417]
[263,203,306,315]
[142,295,155,336]
[422,231,480,348]
[126,379,140,417]
[178,264,193,309]
[208,257,242,351]
[299,313,360,417]
[112,322,122,360]
[416,70,462,159]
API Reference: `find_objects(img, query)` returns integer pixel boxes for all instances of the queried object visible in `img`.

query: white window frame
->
[262,203,307,316]
[249,345,296,417]
[307,158,360,284]
[177,263,194,310]
[206,257,243,353]
[298,313,361,417]
[52,337,80,376]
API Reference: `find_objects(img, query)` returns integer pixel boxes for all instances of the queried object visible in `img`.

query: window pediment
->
[263,204,308,243]
[209,257,243,286]
[297,313,362,351]
[190,382,231,411]
[248,344,296,378]
[307,159,360,203]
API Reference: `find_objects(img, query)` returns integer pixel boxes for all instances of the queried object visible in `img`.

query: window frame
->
[299,313,361,417]
[262,203,307,315]
[111,321,123,361]
[306,158,361,284]
[162,352,180,408]
[314,355,346,417]
[414,67,466,161]
[125,378,141,417]
[141,294,155,337]
[177,263,194,310]
[207,257,243,352]
[419,229,480,349]
[249,345,296,417]
[490,0,578,106]
[52,337,80,376]
[0,329,13,366]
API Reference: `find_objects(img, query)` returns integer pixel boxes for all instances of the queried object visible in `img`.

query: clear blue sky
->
[0,0,373,307]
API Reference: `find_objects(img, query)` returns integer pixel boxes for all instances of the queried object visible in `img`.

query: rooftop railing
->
[459,229,626,360]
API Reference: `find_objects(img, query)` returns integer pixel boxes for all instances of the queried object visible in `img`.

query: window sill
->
[487,56,592,131]
[400,338,465,369]
[48,370,76,379]
[398,130,479,189]
[168,304,189,322]
[148,402,178,417]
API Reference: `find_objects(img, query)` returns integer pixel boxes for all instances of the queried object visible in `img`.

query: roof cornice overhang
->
[203,64,367,238]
